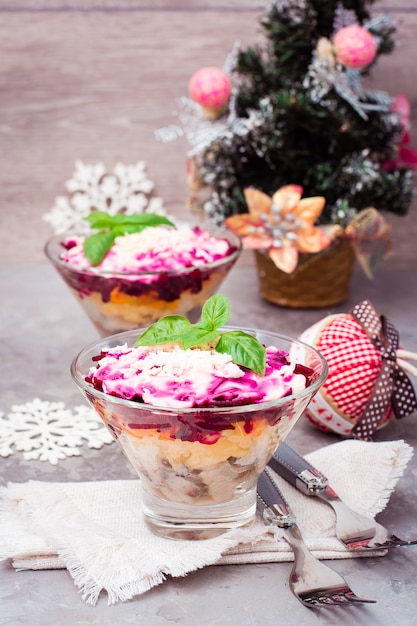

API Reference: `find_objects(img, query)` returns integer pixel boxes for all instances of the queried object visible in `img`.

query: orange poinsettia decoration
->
[225,185,334,273]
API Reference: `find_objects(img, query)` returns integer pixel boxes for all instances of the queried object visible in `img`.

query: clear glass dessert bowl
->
[71,327,328,540]
[45,226,241,337]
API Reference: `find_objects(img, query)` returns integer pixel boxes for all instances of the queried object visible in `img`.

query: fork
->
[269,442,417,551]
[257,469,376,608]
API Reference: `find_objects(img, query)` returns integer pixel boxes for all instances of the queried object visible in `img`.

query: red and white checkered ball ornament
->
[300,300,417,440]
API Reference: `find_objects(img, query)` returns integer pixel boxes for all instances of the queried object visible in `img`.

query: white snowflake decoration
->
[0,398,114,465]
[43,160,167,235]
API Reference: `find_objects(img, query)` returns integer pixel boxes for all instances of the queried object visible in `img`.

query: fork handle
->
[257,471,321,573]
[269,442,328,495]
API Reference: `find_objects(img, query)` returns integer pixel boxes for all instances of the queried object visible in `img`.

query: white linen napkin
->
[0,439,413,605]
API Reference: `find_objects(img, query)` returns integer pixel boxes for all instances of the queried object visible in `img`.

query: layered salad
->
[46,212,240,336]
[82,295,315,507]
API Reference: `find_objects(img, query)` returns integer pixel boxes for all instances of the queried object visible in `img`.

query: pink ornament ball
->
[333,25,377,70]
[189,67,231,118]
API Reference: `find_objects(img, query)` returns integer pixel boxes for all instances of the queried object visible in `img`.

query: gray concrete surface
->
[1,258,417,625]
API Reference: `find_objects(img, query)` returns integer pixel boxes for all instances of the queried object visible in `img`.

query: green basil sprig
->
[83,211,175,266]
[135,294,266,375]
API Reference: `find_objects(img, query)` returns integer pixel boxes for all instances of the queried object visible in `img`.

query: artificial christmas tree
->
[189,0,415,222]
[179,0,416,306]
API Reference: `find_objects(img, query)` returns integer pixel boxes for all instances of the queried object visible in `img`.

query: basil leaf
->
[216,330,266,376]
[180,328,221,350]
[115,214,174,228]
[111,224,149,237]
[200,294,231,330]
[83,231,116,266]
[135,315,193,346]
[84,211,116,230]
[111,215,175,238]
[85,212,174,230]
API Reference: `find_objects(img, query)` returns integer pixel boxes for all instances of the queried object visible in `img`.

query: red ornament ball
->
[333,25,377,70]
[188,67,231,117]
[300,313,393,437]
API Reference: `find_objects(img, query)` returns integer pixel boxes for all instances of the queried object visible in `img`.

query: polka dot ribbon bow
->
[351,300,417,440]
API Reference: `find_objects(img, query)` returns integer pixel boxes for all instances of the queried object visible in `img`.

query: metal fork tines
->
[324,492,417,551]
[269,442,417,552]
[257,469,376,608]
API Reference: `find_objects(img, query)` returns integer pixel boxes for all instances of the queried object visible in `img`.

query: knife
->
[268,441,330,497]
[257,467,296,529]
[268,441,417,550]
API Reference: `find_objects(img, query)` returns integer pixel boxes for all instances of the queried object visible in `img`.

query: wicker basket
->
[254,238,355,309]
